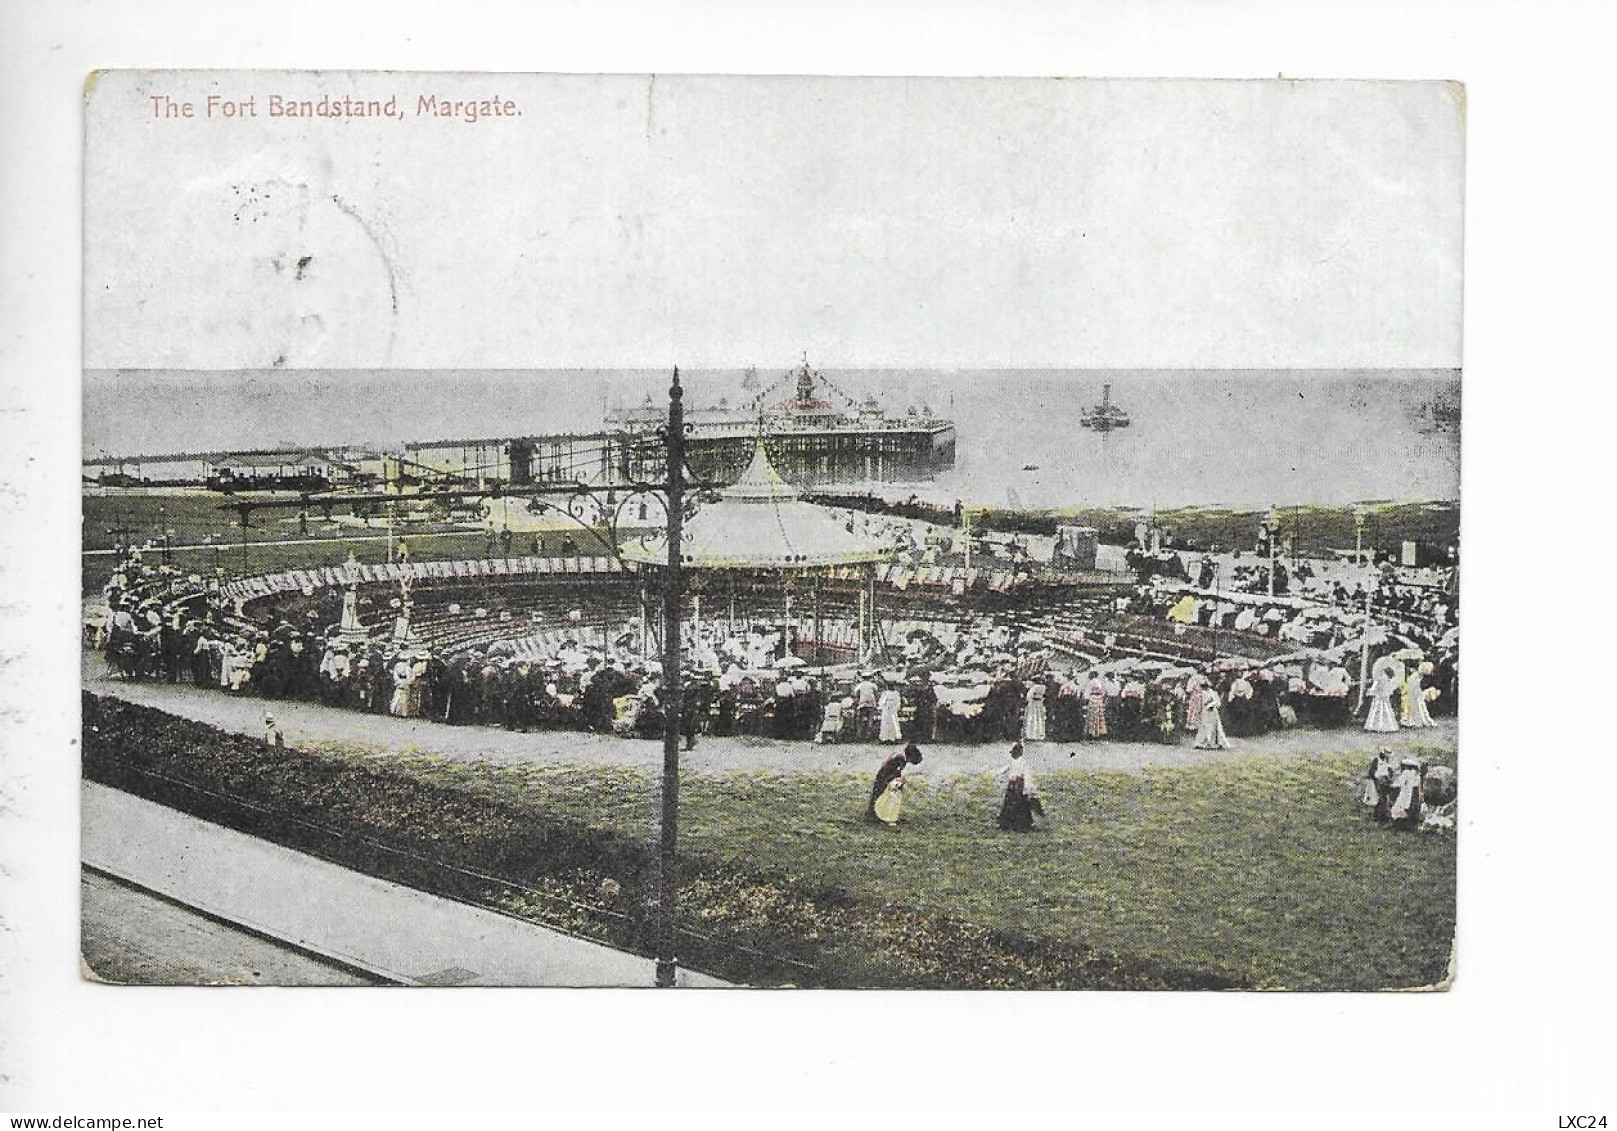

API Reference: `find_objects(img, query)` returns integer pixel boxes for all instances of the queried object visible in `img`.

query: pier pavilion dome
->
[620,439,892,570]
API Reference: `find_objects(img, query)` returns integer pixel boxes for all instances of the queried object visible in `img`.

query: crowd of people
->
[90,513,1461,854]
[90,537,1457,757]
[1360,747,1458,834]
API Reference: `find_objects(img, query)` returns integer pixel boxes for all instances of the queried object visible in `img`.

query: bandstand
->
[620,439,893,664]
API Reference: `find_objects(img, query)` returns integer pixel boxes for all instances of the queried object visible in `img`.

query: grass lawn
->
[87,694,1456,990]
[468,751,1455,991]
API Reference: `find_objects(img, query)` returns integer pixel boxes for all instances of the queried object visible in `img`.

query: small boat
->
[1021,464,1040,471]
[1080,383,1131,431]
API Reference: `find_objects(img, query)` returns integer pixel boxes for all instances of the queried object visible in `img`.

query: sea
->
[83,368,1460,510]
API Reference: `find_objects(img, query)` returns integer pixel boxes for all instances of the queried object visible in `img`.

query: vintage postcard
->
[81,71,1462,989]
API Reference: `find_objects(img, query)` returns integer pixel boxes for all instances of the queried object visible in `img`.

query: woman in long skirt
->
[1365,657,1402,733]
[1401,661,1438,728]
[878,684,904,743]
[1023,681,1047,742]
[1083,672,1109,738]
[1193,683,1231,750]
[1183,673,1206,734]
[1389,757,1425,828]
[389,654,414,717]
[995,741,1045,831]
[1362,747,1395,822]
[868,743,922,824]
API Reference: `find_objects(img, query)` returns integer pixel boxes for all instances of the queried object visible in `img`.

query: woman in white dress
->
[1183,672,1207,734]
[408,651,430,717]
[877,684,904,743]
[1365,657,1402,733]
[389,654,415,717]
[1401,660,1438,728]
[817,697,845,744]
[1389,757,1425,828]
[1023,681,1047,741]
[1193,682,1231,750]
[1362,747,1395,821]
[216,638,238,689]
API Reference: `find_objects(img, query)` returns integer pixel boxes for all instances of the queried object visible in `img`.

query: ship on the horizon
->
[1080,383,1131,431]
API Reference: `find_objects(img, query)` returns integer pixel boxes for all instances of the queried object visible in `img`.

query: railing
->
[220,555,624,605]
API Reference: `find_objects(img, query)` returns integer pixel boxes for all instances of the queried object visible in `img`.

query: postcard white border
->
[2,0,1614,1120]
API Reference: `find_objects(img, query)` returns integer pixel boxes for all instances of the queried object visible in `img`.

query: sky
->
[83,73,1464,371]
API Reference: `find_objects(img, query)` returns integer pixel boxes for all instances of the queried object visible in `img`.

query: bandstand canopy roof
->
[620,440,893,571]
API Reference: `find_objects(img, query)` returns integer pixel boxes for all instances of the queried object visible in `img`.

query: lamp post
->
[215,370,712,985]
[655,369,686,988]
[1356,583,1373,715]
[106,525,134,575]
[1262,506,1279,598]
[235,505,251,574]
[522,368,712,987]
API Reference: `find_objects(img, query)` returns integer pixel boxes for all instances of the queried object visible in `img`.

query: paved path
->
[81,782,728,988]
[81,868,374,986]
[84,653,1458,781]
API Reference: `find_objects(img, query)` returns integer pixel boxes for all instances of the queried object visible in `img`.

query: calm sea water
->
[84,368,1459,509]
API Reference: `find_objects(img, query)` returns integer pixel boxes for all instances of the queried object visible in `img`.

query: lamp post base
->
[655,958,678,988]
